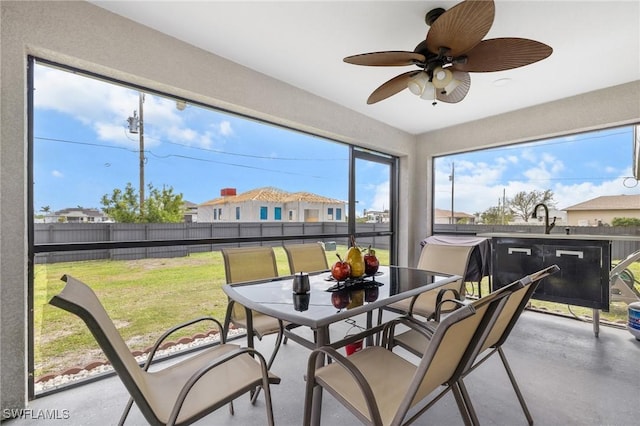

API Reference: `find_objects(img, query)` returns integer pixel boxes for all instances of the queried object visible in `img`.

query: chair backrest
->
[221,246,279,284]
[49,275,158,423]
[480,264,560,352]
[222,246,279,321]
[283,243,329,274]
[417,244,475,303]
[395,288,511,424]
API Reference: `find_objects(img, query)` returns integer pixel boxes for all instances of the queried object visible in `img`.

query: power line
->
[34,136,338,180]
[35,135,346,162]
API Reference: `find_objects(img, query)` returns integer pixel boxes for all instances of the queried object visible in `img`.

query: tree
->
[144,185,185,223]
[101,182,184,223]
[101,183,140,223]
[481,206,513,225]
[508,189,555,222]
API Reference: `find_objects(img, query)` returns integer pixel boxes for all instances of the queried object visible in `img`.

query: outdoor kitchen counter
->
[478,232,640,337]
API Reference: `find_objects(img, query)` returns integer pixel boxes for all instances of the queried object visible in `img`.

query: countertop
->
[477,232,640,242]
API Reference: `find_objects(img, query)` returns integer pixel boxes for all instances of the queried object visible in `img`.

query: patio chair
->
[221,246,285,370]
[49,274,280,426]
[303,284,512,426]
[378,243,475,324]
[389,265,560,425]
[282,243,328,343]
[283,242,329,274]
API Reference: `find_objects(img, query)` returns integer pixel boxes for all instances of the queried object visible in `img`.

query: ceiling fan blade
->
[436,71,471,103]
[344,51,426,66]
[426,0,495,56]
[454,38,553,72]
[367,71,421,104]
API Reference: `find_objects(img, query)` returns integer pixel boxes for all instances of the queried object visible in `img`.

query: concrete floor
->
[5,310,640,426]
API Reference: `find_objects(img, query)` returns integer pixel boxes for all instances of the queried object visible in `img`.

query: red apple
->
[331,290,350,309]
[365,286,379,302]
[331,253,351,281]
[364,246,379,276]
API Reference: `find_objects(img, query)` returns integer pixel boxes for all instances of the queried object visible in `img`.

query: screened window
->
[30,58,398,396]
[327,207,334,220]
[433,126,639,228]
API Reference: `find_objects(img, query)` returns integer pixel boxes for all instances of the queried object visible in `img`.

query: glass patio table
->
[222,265,460,425]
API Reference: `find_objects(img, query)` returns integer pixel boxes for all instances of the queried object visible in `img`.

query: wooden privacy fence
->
[33,222,389,264]
[34,222,639,264]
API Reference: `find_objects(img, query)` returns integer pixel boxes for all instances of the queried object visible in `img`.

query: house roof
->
[200,187,344,206]
[564,195,640,211]
[54,207,103,217]
[434,208,474,218]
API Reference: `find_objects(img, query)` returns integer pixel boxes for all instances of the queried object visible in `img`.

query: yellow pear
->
[346,236,364,278]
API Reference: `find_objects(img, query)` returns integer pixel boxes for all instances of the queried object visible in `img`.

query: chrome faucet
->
[532,203,556,234]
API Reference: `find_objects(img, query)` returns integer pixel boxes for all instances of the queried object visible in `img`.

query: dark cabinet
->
[491,237,610,310]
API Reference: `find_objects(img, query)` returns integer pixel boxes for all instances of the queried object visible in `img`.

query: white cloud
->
[34,65,225,150]
[219,121,233,137]
[369,181,390,212]
[95,122,141,148]
[51,170,63,178]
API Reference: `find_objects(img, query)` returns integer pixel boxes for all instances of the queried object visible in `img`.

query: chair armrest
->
[306,346,383,425]
[143,316,225,371]
[169,346,279,425]
[381,315,437,349]
[433,293,465,322]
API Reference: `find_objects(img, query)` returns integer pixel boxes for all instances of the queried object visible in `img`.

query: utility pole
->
[502,188,506,224]
[127,93,145,213]
[138,93,145,211]
[449,162,455,224]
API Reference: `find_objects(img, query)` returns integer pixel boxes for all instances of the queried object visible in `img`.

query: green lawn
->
[34,245,389,379]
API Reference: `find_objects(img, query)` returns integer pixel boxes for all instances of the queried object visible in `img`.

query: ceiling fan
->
[344,0,553,105]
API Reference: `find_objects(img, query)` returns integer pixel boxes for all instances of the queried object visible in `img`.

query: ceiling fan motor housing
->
[425,8,446,26]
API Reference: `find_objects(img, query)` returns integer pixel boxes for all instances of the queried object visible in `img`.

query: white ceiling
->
[92,1,639,135]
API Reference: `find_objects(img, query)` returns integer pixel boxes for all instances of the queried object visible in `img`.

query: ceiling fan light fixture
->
[432,67,453,89]
[419,82,436,100]
[444,77,461,94]
[407,72,429,95]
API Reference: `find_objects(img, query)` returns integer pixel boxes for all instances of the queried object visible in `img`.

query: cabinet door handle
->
[508,248,531,255]
[556,249,584,259]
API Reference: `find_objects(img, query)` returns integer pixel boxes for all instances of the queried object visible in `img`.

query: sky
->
[33,62,639,217]
[434,127,640,215]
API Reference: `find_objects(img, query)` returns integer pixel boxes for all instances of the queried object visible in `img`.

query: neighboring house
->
[564,194,640,226]
[363,209,389,223]
[50,207,109,223]
[512,208,567,225]
[434,208,476,224]
[182,200,198,223]
[198,187,346,223]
